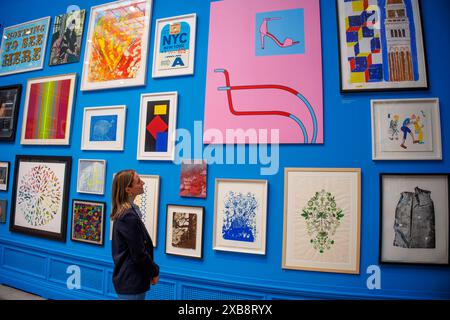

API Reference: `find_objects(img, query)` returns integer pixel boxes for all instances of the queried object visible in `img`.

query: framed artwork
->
[133,174,160,246]
[20,73,77,145]
[213,178,268,255]
[0,17,50,76]
[81,105,126,151]
[0,161,9,191]
[180,160,207,198]
[10,155,72,242]
[165,204,204,259]
[49,9,86,66]
[77,159,106,195]
[380,174,449,265]
[137,92,178,161]
[0,84,22,141]
[337,0,428,92]
[283,168,361,274]
[81,0,153,91]
[0,200,6,224]
[371,98,442,160]
[71,199,105,246]
[152,13,197,78]
[204,0,323,144]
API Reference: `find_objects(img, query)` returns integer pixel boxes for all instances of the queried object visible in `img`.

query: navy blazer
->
[112,207,159,295]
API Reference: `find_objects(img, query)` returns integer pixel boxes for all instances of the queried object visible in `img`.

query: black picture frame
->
[10,155,72,242]
[336,0,429,93]
[0,84,22,142]
[165,204,204,259]
[71,199,106,246]
[379,173,450,266]
[0,161,9,191]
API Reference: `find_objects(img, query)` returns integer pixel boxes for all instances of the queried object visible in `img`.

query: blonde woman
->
[111,170,159,300]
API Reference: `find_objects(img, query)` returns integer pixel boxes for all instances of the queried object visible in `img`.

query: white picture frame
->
[80,0,153,91]
[77,159,106,195]
[283,168,361,274]
[371,98,442,160]
[81,105,126,151]
[137,92,178,161]
[152,13,197,78]
[213,178,268,255]
[165,204,204,259]
[133,174,160,246]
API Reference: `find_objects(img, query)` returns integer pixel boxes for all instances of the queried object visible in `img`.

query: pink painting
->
[204,0,323,144]
[180,161,207,198]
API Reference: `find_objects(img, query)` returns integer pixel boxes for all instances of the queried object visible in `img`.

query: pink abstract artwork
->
[204,0,323,144]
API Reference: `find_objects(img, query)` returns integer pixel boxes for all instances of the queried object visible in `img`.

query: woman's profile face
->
[127,173,145,197]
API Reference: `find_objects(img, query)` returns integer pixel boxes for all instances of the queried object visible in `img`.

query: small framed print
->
[20,73,77,145]
[137,92,178,161]
[71,199,105,246]
[0,199,6,224]
[0,161,9,191]
[371,98,442,160]
[213,178,268,255]
[81,105,126,151]
[165,204,204,259]
[10,155,71,242]
[152,13,197,78]
[0,84,22,141]
[77,159,106,195]
[380,174,449,265]
[180,160,207,198]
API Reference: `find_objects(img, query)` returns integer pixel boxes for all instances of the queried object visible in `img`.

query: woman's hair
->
[111,169,135,221]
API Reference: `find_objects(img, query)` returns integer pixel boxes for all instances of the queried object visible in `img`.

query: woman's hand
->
[151,275,159,285]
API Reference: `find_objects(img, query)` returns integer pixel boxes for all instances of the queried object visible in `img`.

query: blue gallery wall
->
[0,0,449,300]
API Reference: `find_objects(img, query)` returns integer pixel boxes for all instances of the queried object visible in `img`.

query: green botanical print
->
[300,190,344,253]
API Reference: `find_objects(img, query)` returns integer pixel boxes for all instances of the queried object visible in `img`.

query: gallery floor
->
[0,285,45,300]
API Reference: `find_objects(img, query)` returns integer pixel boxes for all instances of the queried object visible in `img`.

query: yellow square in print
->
[154,104,167,115]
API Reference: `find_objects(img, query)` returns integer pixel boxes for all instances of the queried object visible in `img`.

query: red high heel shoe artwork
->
[259,17,299,49]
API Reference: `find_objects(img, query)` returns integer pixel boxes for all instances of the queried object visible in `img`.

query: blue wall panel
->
[0,0,449,300]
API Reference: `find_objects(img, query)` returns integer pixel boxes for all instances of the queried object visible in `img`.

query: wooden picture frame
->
[165,204,204,259]
[10,155,72,242]
[283,168,361,274]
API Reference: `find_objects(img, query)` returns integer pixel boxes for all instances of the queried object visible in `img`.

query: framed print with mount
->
[380,174,449,265]
[71,199,106,246]
[371,98,441,160]
[10,155,72,242]
[0,84,22,142]
[80,0,153,91]
[213,178,268,255]
[137,92,178,161]
[283,168,361,274]
[165,204,204,259]
[336,0,428,92]
[0,161,9,191]
[81,105,126,151]
[152,13,197,78]
[20,73,77,145]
